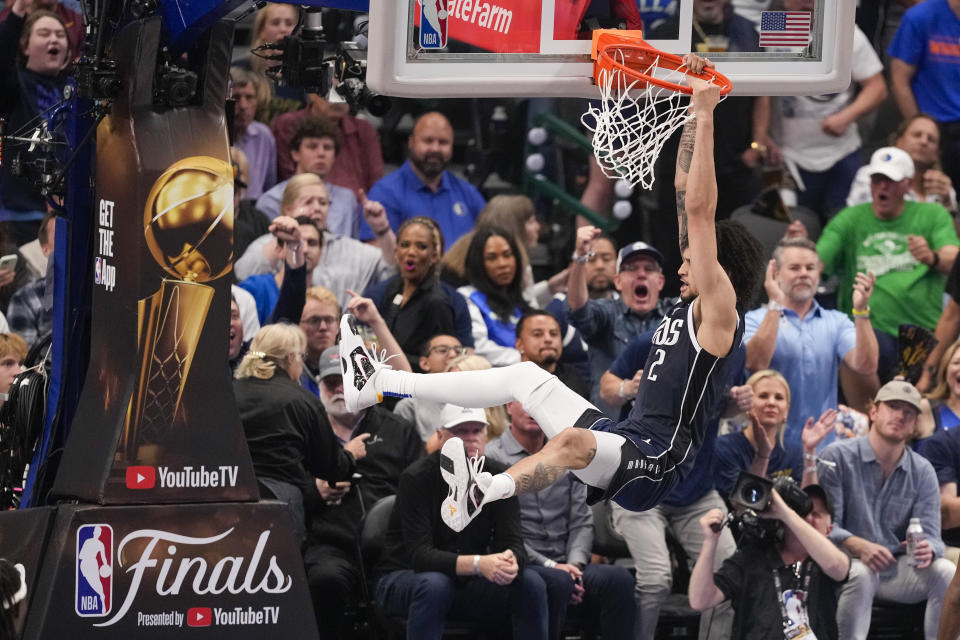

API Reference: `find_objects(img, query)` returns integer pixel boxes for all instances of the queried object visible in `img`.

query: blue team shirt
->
[359,161,486,245]
[887,0,960,122]
[238,273,280,326]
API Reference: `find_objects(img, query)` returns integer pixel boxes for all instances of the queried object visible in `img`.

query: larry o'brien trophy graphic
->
[120,156,234,462]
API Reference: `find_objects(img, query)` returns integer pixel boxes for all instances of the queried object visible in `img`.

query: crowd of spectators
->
[5,0,960,638]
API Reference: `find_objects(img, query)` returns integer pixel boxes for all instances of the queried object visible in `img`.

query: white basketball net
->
[582,52,703,191]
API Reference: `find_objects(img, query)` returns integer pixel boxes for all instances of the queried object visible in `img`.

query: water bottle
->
[906,518,924,566]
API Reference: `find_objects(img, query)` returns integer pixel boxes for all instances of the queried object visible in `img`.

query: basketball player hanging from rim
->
[339,55,764,532]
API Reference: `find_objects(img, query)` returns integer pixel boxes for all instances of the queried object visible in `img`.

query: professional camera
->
[727,472,812,545]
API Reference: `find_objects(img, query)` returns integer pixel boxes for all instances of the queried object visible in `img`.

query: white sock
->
[481,473,516,505]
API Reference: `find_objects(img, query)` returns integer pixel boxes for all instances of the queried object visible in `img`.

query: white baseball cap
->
[866,147,914,182]
[440,404,488,430]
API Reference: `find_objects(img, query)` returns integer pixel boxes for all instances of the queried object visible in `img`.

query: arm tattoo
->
[677,117,698,173]
[515,462,567,494]
[676,189,688,245]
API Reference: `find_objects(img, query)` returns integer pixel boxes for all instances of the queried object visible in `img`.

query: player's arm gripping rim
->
[678,60,739,358]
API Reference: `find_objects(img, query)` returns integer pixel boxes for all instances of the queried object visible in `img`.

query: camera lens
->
[741,482,765,505]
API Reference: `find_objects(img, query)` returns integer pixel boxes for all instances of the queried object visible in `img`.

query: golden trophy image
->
[119,156,234,462]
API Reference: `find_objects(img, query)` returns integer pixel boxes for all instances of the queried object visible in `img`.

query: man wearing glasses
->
[395,334,466,444]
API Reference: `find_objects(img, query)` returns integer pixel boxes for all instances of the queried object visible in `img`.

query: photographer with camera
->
[689,482,850,639]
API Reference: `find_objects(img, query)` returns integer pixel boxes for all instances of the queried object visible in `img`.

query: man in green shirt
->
[816,146,959,379]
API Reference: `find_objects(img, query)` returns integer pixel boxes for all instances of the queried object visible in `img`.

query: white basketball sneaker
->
[339,314,388,413]
[440,437,490,533]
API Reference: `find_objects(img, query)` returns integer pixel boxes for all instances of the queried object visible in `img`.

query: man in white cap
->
[372,403,548,639]
[816,146,959,380]
[817,380,954,640]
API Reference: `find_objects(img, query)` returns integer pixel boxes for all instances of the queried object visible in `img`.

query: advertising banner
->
[51,18,258,504]
[18,502,318,638]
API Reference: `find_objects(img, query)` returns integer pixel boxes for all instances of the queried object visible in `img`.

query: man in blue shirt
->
[359,112,485,245]
[818,381,954,640]
[566,227,673,417]
[888,0,960,188]
[744,237,877,471]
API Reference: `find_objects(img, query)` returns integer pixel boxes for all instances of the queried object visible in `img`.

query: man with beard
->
[744,237,877,469]
[516,310,589,400]
[359,111,486,246]
[303,346,423,639]
[567,231,672,417]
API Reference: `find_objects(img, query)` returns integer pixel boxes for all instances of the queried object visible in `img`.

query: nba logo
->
[94,257,101,285]
[75,524,113,617]
[419,0,448,49]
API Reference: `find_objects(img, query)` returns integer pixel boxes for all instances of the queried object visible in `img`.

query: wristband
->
[804,466,818,474]
[473,555,480,575]
[571,250,595,264]
[374,225,391,237]
[852,306,870,320]
[766,301,784,313]
[803,452,816,462]
[618,380,627,400]
[543,559,557,569]
[929,251,941,270]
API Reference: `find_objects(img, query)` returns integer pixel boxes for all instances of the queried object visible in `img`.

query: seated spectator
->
[486,400,635,640]
[233,323,363,542]
[229,67,276,199]
[745,237,877,465]
[818,380,955,640]
[689,484,851,640]
[363,217,473,370]
[442,195,567,307]
[764,4,886,220]
[567,226,671,417]
[0,332,26,411]
[373,404,548,639]
[238,215,320,325]
[917,422,960,563]
[919,341,960,434]
[848,114,957,215]
[303,346,422,639]
[235,173,394,308]
[816,146,959,380]
[394,334,465,444]
[257,116,361,237]
[231,284,260,346]
[7,211,56,346]
[0,4,72,244]
[458,227,531,367]
[244,3,302,121]
[515,310,588,400]
[359,112,486,246]
[228,296,248,373]
[230,146,272,261]
[18,208,55,282]
[273,88,383,192]
[715,370,836,496]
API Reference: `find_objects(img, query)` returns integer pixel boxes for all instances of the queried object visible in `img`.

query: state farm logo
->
[124,465,238,490]
[126,466,155,489]
[188,607,212,627]
[93,528,292,627]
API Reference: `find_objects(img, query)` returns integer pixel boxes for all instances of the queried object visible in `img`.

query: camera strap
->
[772,560,817,640]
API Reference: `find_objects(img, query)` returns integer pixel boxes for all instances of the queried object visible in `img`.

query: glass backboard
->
[366,0,855,97]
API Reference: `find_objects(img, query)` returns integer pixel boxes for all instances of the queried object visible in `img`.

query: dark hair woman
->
[362,216,473,370]
[457,225,532,366]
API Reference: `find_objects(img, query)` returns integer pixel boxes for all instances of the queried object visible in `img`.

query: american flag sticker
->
[759,11,812,48]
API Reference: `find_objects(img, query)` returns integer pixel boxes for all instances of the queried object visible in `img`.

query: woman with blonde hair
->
[234,322,365,542]
[714,369,837,496]
[245,3,302,121]
[442,195,567,306]
[919,340,960,436]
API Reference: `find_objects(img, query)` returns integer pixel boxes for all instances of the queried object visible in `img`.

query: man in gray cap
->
[304,345,423,640]
[817,380,954,640]
[566,224,673,416]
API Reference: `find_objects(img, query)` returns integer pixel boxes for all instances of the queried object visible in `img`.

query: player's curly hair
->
[715,220,764,309]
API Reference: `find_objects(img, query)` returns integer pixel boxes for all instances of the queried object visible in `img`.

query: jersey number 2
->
[647,348,666,381]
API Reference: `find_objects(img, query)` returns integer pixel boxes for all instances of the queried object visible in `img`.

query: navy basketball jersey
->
[622,299,745,473]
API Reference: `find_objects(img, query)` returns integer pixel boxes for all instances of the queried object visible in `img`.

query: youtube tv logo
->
[125,466,156,490]
[188,607,212,627]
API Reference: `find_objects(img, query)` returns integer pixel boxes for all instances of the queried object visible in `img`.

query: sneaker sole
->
[440,438,471,532]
